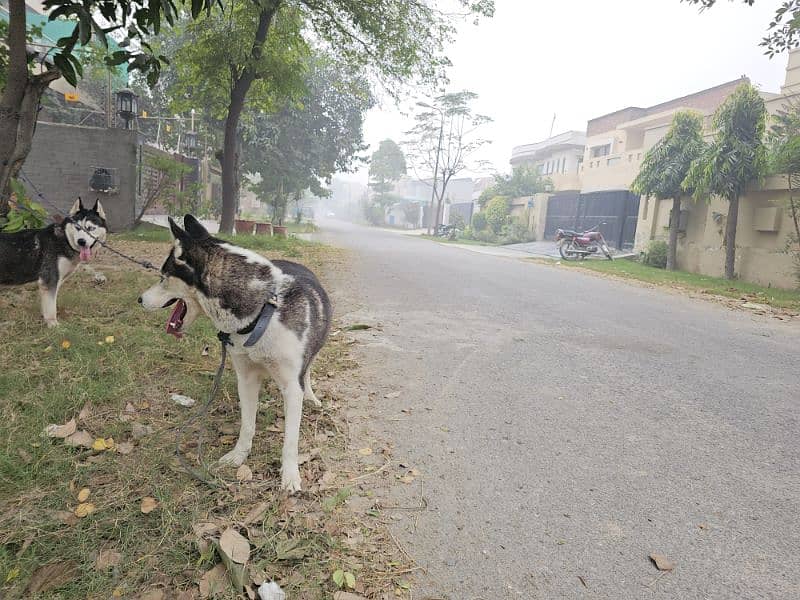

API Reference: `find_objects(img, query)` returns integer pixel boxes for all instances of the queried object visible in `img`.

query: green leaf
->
[332,569,345,588]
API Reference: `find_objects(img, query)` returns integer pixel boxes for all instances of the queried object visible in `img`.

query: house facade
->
[510,131,585,192]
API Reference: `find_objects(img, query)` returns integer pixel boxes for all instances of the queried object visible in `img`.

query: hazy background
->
[340,0,789,183]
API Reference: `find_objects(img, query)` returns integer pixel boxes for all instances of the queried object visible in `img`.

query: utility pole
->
[106,69,112,128]
[549,113,556,138]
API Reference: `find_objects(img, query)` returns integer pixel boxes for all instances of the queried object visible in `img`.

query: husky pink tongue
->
[166,299,186,339]
[79,246,92,262]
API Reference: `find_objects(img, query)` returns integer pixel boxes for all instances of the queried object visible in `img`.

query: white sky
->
[340,0,789,184]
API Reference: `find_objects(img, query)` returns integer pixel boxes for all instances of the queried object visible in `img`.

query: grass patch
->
[117,222,316,257]
[557,257,800,312]
[419,234,503,246]
[0,236,405,598]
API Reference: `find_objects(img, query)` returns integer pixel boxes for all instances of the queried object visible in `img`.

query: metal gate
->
[544,190,640,249]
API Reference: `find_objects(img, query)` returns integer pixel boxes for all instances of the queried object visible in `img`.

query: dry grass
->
[0,230,409,599]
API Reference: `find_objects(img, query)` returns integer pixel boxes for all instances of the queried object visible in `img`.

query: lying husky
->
[0,198,108,326]
[138,215,332,492]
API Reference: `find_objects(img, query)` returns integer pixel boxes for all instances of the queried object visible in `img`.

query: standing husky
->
[138,215,332,492]
[0,198,108,326]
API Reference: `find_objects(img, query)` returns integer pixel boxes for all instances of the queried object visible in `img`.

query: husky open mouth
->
[165,298,187,338]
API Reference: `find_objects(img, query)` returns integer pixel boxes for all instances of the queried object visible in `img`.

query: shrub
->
[499,221,535,244]
[475,229,496,243]
[644,240,669,269]
[471,211,487,231]
[449,212,466,230]
[485,196,511,234]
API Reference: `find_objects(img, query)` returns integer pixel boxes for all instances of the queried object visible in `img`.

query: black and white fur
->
[138,215,332,492]
[0,198,108,326]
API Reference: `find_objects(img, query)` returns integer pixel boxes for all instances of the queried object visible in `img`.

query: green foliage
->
[137,153,197,222]
[768,97,800,283]
[479,166,551,207]
[499,220,534,244]
[684,83,767,201]
[448,212,466,230]
[485,196,511,234]
[681,0,798,57]
[0,20,44,91]
[632,111,706,200]
[0,180,47,232]
[643,240,669,269]
[369,139,406,200]
[363,203,384,226]
[471,211,487,231]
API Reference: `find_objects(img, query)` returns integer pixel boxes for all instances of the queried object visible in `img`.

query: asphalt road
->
[317,219,800,600]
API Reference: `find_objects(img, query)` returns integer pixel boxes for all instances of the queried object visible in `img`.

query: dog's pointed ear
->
[168,216,188,241]
[92,199,106,220]
[69,197,84,216]
[183,214,210,240]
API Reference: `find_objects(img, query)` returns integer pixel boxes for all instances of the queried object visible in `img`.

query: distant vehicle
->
[434,224,459,240]
[326,211,335,218]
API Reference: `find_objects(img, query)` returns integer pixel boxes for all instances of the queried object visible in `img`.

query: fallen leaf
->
[131,422,154,440]
[92,438,110,451]
[219,528,250,564]
[241,502,269,525]
[384,391,401,399]
[275,538,310,561]
[333,592,368,600]
[78,403,91,420]
[358,447,373,456]
[236,464,253,482]
[219,435,237,445]
[193,522,220,538]
[25,560,79,593]
[139,590,165,600]
[398,475,415,484]
[649,552,675,571]
[95,549,122,570]
[74,502,96,518]
[77,488,90,502]
[64,430,94,448]
[116,441,134,455]
[44,418,77,439]
[140,497,159,514]
[61,340,71,350]
[105,335,115,344]
[577,575,588,588]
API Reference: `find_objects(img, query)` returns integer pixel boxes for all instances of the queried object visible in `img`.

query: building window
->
[591,144,611,158]
[607,157,621,167]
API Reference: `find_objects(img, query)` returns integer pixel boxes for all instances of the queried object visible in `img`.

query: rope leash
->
[173,336,230,488]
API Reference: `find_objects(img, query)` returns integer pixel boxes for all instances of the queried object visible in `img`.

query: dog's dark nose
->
[77,238,87,247]
[137,296,143,304]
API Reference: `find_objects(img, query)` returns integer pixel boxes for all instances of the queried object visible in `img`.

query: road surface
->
[317,220,800,600]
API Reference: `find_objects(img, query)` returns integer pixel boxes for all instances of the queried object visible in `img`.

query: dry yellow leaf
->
[92,438,107,451]
[105,335,115,344]
[74,502,95,518]
[104,437,115,450]
[358,447,373,456]
[77,488,90,503]
[236,464,253,482]
[140,496,158,514]
[60,340,71,350]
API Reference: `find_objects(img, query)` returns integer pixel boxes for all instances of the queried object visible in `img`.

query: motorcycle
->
[434,224,459,240]
[555,224,613,260]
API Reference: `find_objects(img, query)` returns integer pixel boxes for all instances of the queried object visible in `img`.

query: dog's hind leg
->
[302,367,322,408]
[218,353,263,468]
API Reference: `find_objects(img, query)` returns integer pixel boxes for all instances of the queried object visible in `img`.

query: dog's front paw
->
[44,318,59,328]
[281,464,302,493]
[218,448,248,467]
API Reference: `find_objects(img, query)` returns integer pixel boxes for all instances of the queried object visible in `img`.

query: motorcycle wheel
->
[559,240,578,261]
[602,243,613,260]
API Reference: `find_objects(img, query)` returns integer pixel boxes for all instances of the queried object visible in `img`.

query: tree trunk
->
[724,193,739,280]
[0,0,38,215]
[667,195,681,271]
[217,3,279,234]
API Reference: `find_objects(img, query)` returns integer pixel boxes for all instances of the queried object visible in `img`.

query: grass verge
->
[0,231,408,599]
[554,257,800,312]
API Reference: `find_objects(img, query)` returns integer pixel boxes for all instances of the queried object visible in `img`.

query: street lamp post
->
[417,101,445,235]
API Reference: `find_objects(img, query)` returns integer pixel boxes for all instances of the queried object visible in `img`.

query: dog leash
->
[173,335,230,488]
[12,170,160,272]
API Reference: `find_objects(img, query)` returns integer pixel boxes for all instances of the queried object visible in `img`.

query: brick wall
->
[22,123,141,231]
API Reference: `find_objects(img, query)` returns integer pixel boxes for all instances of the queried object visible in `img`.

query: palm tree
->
[684,83,768,280]
[632,111,706,270]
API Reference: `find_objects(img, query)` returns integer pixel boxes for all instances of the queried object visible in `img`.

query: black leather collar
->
[218,293,279,348]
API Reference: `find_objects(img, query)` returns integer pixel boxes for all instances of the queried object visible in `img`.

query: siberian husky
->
[138,215,332,492]
[0,198,108,326]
